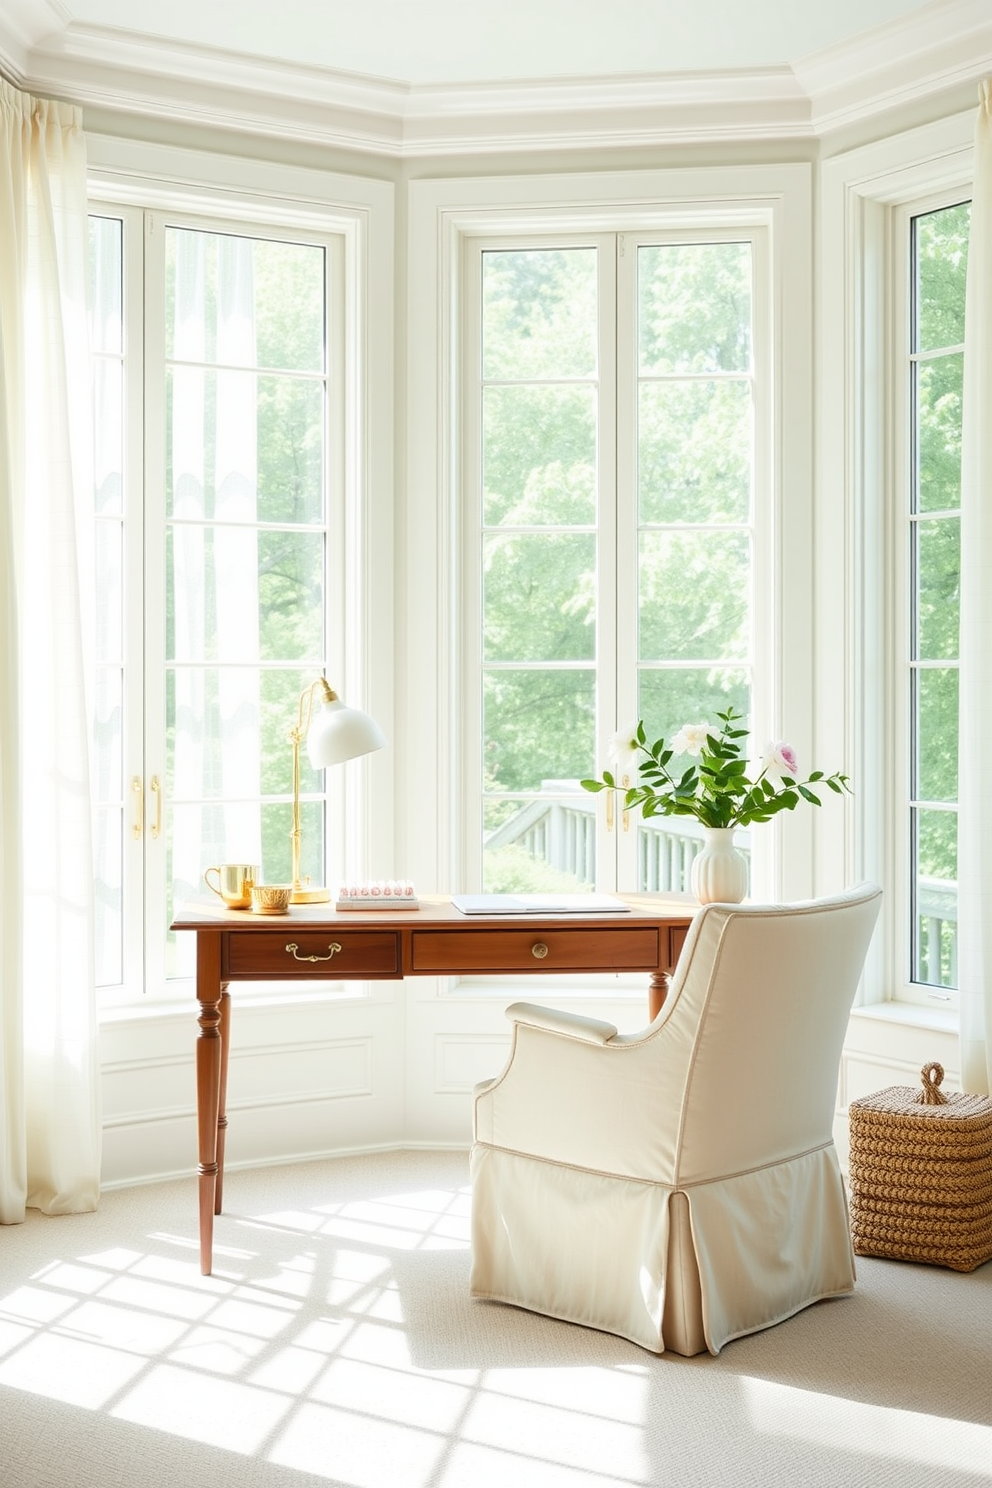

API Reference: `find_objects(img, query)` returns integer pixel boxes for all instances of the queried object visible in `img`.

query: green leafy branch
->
[581,707,852,831]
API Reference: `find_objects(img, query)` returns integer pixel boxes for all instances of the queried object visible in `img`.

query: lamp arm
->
[289,678,339,895]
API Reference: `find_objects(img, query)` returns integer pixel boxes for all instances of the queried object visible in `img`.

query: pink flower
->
[760,740,799,781]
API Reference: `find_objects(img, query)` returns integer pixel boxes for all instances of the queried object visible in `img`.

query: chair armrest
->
[506,1001,618,1044]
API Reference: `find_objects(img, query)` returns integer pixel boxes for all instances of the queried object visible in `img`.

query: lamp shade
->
[306,694,386,769]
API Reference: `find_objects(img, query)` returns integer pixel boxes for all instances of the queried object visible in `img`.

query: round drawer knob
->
[531,941,549,959]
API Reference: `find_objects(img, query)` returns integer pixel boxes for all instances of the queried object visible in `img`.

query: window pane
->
[167,368,324,524]
[94,667,123,801]
[908,200,967,995]
[257,375,325,524]
[168,666,325,803]
[639,531,749,661]
[915,203,970,354]
[94,519,123,663]
[484,532,595,661]
[259,668,325,798]
[88,216,122,355]
[166,527,324,663]
[258,530,324,661]
[483,384,596,526]
[915,353,963,513]
[914,667,959,802]
[482,248,597,380]
[638,379,751,524]
[913,807,958,988]
[476,245,601,891]
[915,516,960,661]
[638,668,749,746]
[259,800,323,886]
[166,230,325,373]
[483,794,595,892]
[638,242,751,374]
[635,237,754,897]
[93,357,123,515]
[483,669,595,792]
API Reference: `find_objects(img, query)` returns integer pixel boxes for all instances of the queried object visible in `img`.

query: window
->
[88,198,366,1004]
[906,198,970,999]
[462,231,769,896]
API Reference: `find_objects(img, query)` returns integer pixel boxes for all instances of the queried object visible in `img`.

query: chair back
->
[666,884,882,1185]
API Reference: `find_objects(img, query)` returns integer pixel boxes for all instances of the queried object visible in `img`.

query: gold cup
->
[250,884,293,916]
[204,863,259,910]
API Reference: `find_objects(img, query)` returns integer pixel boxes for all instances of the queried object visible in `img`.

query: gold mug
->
[204,863,259,910]
[250,884,293,916]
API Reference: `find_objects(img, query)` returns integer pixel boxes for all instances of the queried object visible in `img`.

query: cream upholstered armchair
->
[470,884,882,1356]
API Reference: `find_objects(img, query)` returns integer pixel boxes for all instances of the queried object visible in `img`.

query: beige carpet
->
[1,1149,990,1488]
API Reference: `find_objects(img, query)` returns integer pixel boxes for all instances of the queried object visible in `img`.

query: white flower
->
[759,740,799,783]
[671,722,711,757]
[608,722,642,775]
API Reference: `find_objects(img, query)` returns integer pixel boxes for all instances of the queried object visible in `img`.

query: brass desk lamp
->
[290,678,385,904]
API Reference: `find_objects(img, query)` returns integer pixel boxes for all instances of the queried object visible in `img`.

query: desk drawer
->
[410,927,660,974]
[224,930,400,978]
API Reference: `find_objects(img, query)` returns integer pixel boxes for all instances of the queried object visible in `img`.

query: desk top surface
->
[171,891,696,933]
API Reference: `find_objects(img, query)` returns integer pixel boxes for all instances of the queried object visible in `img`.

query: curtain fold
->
[958,80,992,1096]
[0,79,101,1220]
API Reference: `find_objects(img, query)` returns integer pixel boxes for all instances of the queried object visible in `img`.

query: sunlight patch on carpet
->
[744,1375,992,1475]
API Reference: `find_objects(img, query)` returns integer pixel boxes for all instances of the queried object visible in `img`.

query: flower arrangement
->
[581,707,851,829]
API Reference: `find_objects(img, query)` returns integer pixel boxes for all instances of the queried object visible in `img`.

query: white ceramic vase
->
[690,826,749,905]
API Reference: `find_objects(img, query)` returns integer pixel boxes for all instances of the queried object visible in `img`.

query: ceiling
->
[21,0,942,87]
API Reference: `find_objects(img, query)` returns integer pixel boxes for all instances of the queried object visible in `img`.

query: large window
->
[88,203,353,1003]
[907,198,970,997]
[463,230,768,895]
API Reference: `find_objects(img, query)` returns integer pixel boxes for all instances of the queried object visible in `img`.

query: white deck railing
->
[485,791,959,987]
[484,788,749,895]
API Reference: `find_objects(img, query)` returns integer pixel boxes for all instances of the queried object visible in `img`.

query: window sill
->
[849,1001,957,1036]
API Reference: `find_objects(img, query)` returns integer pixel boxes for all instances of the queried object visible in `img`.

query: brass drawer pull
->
[532,942,549,960]
[285,941,342,963]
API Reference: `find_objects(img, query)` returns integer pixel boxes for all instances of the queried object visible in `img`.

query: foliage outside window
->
[475,237,756,895]
[910,200,969,992]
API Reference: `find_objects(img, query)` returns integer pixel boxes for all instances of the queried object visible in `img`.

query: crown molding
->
[17,23,814,155]
[1,0,989,157]
[0,0,67,80]
[794,0,992,133]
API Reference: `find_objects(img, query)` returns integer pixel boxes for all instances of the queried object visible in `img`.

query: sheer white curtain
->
[0,80,100,1220]
[958,80,992,1097]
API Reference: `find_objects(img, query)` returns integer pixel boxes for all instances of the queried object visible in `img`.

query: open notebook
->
[451,893,630,915]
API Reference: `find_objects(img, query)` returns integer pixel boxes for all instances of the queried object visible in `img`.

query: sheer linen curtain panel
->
[959,80,992,1097]
[0,79,100,1221]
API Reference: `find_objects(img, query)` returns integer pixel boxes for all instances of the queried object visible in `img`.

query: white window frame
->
[86,135,395,1011]
[405,165,815,949]
[818,112,973,1012]
[458,224,775,896]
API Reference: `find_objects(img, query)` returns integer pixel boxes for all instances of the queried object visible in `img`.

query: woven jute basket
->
[848,1062,992,1272]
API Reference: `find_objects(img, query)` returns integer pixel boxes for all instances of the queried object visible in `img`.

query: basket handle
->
[916,1061,949,1105]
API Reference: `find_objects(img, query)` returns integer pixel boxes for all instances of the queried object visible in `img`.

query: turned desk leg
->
[215,989,232,1216]
[648,971,669,1022]
[195,932,224,1275]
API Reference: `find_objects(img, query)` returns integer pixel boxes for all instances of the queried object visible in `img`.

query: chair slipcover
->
[470,884,882,1356]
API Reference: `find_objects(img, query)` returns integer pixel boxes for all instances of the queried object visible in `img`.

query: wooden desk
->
[171,892,695,1274]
